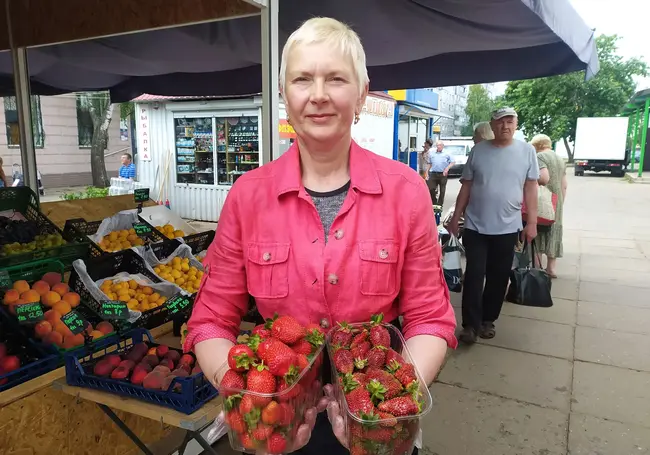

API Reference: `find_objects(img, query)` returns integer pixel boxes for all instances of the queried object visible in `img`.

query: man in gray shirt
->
[448,107,539,344]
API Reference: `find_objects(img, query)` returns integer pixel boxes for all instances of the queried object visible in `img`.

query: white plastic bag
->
[442,235,464,293]
[142,243,204,272]
[90,210,140,244]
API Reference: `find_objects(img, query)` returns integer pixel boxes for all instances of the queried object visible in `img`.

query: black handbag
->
[506,240,553,308]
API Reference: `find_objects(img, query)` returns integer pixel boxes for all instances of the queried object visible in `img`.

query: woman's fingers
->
[327,400,348,449]
[282,407,317,453]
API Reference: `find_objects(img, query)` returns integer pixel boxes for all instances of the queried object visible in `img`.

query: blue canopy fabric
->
[0,0,599,102]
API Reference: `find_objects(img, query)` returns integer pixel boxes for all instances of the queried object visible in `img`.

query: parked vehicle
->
[573,117,629,177]
[440,137,473,177]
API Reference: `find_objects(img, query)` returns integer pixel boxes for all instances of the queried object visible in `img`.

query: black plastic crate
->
[68,249,179,331]
[65,328,217,414]
[0,187,90,268]
[182,230,215,255]
[63,216,168,258]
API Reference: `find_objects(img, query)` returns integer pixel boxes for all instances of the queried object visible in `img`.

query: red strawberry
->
[305,322,325,335]
[261,400,284,425]
[252,324,272,339]
[390,362,418,388]
[279,402,295,426]
[377,411,398,427]
[363,426,393,442]
[225,409,246,434]
[277,378,303,402]
[240,433,257,450]
[267,432,287,454]
[369,314,391,348]
[220,369,245,396]
[345,386,375,415]
[330,322,353,347]
[350,340,371,360]
[366,368,403,399]
[333,349,354,374]
[264,339,298,378]
[350,443,368,455]
[257,338,274,360]
[385,348,406,367]
[239,394,256,415]
[352,372,368,386]
[291,338,313,355]
[366,347,387,368]
[227,344,255,372]
[377,396,420,417]
[252,423,274,441]
[270,315,306,345]
[350,331,369,348]
[296,353,310,372]
[246,364,276,406]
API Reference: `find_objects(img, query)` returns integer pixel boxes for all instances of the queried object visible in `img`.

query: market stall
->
[134,91,397,222]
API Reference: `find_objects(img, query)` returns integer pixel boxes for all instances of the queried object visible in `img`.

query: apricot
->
[179,354,195,367]
[130,367,149,385]
[156,345,169,358]
[89,330,105,340]
[142,355,159,367]
[41,272,62,287]
[51,283,69,297]
[62,333,85,349]
[43,331,64,347]
[54,321,73,338]
[93,359,116,377]
[104,355,122,368]
[111,366,130,380]
[142,371,165,390]
[44,309,62,323]
[34,320,53,339]
[52,301,72,316]
[12,280,30,294]
[61,292,80,308]
[3,289,19,305]
[31,281,50,296]
[96,321,114,335]
[165,350,181,363]
[41,291,61,307]
[135,362,153,374]
[20,290,41,304]
[119,359,136,371]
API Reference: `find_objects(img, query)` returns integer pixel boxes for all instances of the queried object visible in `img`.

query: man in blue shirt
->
[119,153,136,180]
[425,140,454,207]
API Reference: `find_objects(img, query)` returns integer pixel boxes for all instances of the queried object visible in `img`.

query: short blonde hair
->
[474,122,494,141]
[279,17,369,96]
[530,134,553,151]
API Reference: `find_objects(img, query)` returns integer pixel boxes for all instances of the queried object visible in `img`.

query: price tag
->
[133,223,153,237]
[134,188,150,203]
[0,270,11,289]
[61,310,89,335]
[15,302,44,324]
[99,301,130,320]
[165,293,192,315]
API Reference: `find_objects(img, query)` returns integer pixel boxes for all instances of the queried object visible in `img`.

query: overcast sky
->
[494,0,649,95]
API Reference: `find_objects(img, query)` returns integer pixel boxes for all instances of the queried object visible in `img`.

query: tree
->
[503,35,647,161]
[78,92,115,187]
[461,85,494,136]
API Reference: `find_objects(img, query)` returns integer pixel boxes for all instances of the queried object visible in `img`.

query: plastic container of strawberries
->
[325,322,433,455]
[215,344,326,454]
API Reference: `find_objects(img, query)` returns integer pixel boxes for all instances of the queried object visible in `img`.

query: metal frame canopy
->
[1,0,279,198]
[621,88,650,177]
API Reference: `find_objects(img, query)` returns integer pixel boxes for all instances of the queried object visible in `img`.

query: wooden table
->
[52,380,222,455]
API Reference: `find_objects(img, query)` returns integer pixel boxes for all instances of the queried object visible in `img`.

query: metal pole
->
[6,0,39,197]
[631,108,639,171]
[638,99,650,178]
[260,0,279,165]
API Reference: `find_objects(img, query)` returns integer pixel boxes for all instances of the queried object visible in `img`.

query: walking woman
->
[530,134,567,278]
[0,157,7,188]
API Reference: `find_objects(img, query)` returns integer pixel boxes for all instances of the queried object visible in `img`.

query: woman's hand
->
[324,384,348,448]
[194,338,235,387]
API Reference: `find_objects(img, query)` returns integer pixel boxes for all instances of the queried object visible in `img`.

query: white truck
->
[573,117,629,177]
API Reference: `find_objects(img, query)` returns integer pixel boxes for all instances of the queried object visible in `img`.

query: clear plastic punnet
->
[215,344,325,454]
[325,321,433,455]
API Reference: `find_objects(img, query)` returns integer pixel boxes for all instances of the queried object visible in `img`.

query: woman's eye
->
[293,77,310,82]
[330,77,346,82]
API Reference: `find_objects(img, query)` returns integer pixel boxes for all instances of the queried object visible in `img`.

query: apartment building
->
[0,94,128,188]
[432,85,469,136]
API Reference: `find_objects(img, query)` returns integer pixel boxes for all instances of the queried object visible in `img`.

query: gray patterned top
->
[305,181,350,242]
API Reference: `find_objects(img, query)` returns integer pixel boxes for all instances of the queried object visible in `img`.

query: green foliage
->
[503,35,647,158]
[120,102,135,120]
[461,85,495,136]
[60,186,109,201]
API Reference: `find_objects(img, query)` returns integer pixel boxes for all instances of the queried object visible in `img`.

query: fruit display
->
[0,216,66,257]
[155,224,185,240]
[326,314,432,455]
[0,271,114,350]
[99,278,169,312]
[153,256,204,294]
[98,228,146,252]
[218,315,326,454]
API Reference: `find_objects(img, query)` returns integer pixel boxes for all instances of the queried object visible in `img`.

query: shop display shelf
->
[64,328,217,414]
[0,187,90,269]
[62,216,167,258]
[68,249,184,331]
[0,308,61,393]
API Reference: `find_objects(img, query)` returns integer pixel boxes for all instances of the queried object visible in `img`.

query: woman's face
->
[283,42,367,148]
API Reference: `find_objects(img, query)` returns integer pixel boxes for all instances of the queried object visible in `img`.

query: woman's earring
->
[286,116,291,125]
[354,113,360,125]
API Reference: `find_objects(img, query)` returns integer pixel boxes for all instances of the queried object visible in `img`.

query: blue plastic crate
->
[64,328,218,414]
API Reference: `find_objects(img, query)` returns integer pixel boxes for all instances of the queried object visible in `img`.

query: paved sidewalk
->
[423,173,650,455]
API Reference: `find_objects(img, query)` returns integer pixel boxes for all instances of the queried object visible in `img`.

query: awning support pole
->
[630,108,639,171]
[638,100,650,178]
[260,0,279,165]
[392,104,399,161]
[6,0,38,198]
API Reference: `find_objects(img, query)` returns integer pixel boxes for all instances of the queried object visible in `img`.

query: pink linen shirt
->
[184,141,457,352]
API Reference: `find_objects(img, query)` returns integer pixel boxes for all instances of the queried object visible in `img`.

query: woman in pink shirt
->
[185,17,456,454]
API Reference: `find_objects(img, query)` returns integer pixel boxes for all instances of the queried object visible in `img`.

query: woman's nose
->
[309,80,328,103]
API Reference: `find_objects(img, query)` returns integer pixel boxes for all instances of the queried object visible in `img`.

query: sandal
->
[458,327,478,344]
[479,322,496,339]
[546,270,558,279]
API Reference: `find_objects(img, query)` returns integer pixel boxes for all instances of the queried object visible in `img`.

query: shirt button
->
[262,252,271,262]
[320,319,330,329]
[379,249,389,260]
[334,229,344,240]
[328,273,338,285]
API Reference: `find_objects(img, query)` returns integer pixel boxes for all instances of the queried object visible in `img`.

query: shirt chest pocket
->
[247,242,290,299]
[358,240,400,296]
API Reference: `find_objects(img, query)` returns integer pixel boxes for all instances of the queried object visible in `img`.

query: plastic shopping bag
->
[442,235,463,293]
[506,240,553,308]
